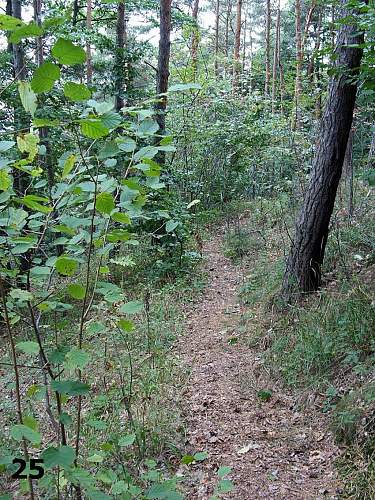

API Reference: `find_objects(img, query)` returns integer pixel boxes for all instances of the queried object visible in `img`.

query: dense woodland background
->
[0,0,374,498]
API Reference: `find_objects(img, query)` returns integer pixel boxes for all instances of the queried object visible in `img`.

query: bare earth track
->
[178,226,341,499]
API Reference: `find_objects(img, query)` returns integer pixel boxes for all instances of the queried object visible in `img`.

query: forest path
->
[177,223,340,499]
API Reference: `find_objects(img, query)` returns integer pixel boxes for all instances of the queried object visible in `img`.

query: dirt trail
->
[178,226,341,499]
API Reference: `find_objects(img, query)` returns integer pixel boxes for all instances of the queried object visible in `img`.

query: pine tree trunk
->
[155,0,172,163]
[264,0,271,96]
[282,0,367,301]
[214,0,220,78]
[233,0,242,90]
[293,0,302,128]
[272,0,281,113]
[191,0,200,80]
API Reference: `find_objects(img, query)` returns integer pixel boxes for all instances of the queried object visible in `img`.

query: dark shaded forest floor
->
[177,222,341,499]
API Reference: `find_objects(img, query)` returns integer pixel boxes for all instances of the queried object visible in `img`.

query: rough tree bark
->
[233,0,242,90]
[115,0,127,111]
[191,0,200,79]
[293,0,302,128]
[264,0,271,96]
[214,0,220,78]
[282,0,367,301]
[155,0,172,163]
[272,0,281,113]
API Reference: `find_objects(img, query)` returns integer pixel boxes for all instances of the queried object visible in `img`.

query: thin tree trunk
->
[86,0,93,85]
[368,127,375,168]
[272,0,281,113]
[191,0,200,80]
[293,0,302,128]
[155,0,172,163]
[214,0,220,78]
[233,0,242,90]
[264,0,271,96]
[115,1,126,111]
[225,0,232,58]
[282,0,368,301]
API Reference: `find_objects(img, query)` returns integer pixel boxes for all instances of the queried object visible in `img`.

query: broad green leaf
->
[61,154,76,179]
[181,455,195,465]
[64,82,91,101]
[96,192,115,215]
[166,220,178,233]
[51,379,90,396]
[0,14,23,31]
[10,288,33,301]
[194,451,208,461]
[118,434,136,447]
[137,119,159,136]
[9,22,43,43]
[66,283,86,300]
[21,194,52,213]
[31,62,60,93]
[18,82,37,117]
[55,256,78,276]
[87,454,104,463]
[145,482,183,500]
[80,119,110,139]
[42,445,75,469]
[111,211,130,224]
[11,424,41,444]
[217,466,232,478]
[118,319,134,332]
[59,412,72,426]
[17,132,39,160]
[16,341,39,355]
[65,348,90,369]
[0,170,11,191]
[117,137,136,152]
[87,321,105,334]
[119,300,143,315]
[100,111,122,129]
[23,415,38,431]
[51,38,86,66]
[0,141,15,152]
[217,479,233,493]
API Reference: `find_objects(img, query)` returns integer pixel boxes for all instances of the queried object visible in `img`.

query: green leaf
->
[100,111,122,129]
[0,170,11,191]
[32,118,59,127]
[31,62,60,93]
[67,283,86,299]
[145,482,183,500]
[117,137,136,152]
[0,14,23,31]
[51,379,90,396]
[118,433,136,447]
[96,192,115,215]
[51,38,86,66]
[118,319,134,332]
[87,453,104,463]
[61,154,76,179]
[119,300,143,315]
[18,81,37,117]
[166,220,178,233]
[137,119,159,136]
[194,451,208,461]
[55,256,78,276]
[10,288,33,301]
[21,194,52,213]
[181,455,195,465]
[0,141,15,152]
[64,82,91,101]
[17,132,39,160]
[9,22,43,43]
[80,119,110,139]
[217,479,233,493]
[59,412,72,426]
[11,424,41,444]
[16,341,40,355]
[217,466,232,478]
[42,445,75,469]
[65,348,90,369]
[111,211,131,224]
